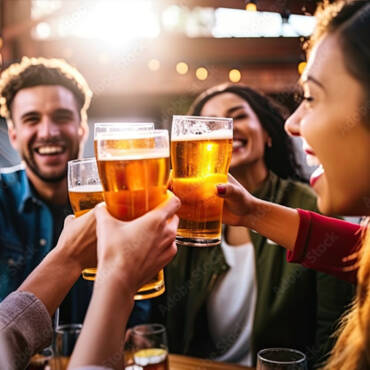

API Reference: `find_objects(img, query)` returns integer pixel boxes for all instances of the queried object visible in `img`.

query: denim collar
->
[6,164,43,213]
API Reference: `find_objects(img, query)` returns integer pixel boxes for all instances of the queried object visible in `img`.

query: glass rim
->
[172,115,233,124]
[96,129,169,140]
[257,348,306,365]
[68,157,97,166]
[132,323,166,336]
[55,323,83,334]
[94,122,154,127]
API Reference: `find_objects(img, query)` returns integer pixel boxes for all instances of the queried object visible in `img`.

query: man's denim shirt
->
[0,164,54,300]
[0,164,151,325]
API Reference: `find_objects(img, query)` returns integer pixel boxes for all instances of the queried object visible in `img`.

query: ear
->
[7,122,19,151]
[78,121,89,144]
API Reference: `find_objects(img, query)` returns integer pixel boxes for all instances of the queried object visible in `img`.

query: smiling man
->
[0,57,93,324]
[0,57,151,327]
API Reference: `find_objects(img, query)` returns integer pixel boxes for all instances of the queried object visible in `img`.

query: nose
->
[285,105,303,137]
[37,117,60,139]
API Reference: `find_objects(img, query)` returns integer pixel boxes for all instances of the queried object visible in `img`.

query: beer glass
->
[257,348,308,370]
[96,130,170,299]
[67,158,104,280]
[126,324,169,370]
[52,324,82,370]
[171,115,233,247]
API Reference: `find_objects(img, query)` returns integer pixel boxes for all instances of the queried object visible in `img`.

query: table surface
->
[47,353,254,370]
[169,354,254,370]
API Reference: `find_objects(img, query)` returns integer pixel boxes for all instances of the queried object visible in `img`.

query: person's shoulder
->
[0,164,26,196]
[278,176,318,211]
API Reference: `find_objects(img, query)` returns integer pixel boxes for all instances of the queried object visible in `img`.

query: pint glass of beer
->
[67,157,104,280]
[171,115,233,247]
[96,130,170,299]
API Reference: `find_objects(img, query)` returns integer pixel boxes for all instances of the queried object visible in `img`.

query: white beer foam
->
[69,184,103,193]
[98,148,170,161]
[171,129,232,141]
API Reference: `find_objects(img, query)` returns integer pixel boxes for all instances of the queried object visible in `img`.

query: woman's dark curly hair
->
[188,84,306,182]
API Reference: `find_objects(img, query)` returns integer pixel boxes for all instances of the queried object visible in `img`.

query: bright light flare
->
[58,0,160,49]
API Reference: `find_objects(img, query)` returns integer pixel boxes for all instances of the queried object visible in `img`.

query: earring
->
[267,138,272,148]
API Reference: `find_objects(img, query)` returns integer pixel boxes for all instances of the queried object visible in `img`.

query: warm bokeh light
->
[298,61,307,75]
[176,62,189,75]
[148,59,161,71]
[229,69,241,83]
[246,2,257,12]
[196,67,208,81]
[34,22,51,39]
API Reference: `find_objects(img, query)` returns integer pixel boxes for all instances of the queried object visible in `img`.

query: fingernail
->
[217,184,226,195]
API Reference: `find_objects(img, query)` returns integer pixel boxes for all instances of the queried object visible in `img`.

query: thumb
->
[155,191,181,219]
[216,182,242,200]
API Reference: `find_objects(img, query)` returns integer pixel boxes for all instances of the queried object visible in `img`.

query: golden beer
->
[171,126,232,246]
[98,157,169,221]
[68,184,104,281]
[69,185,104,217]
[96,131,169,299]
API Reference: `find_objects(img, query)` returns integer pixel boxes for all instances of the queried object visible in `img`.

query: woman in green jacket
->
[160,84,354,368]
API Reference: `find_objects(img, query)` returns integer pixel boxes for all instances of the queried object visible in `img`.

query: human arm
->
[217,175,300,251]
[18,210,97,316]
[68,195,180,370]
[0,210,97,369]
[217,175,363,283]
[288,209,361,284]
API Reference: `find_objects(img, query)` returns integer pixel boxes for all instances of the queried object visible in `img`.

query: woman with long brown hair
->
[216,1,370,368]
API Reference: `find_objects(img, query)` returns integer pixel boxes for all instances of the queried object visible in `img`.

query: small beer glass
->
[53,324,82,370]
[171,115,233,247]
[67,157,104,280]
[126,324,169,370]
[257,348,308,370]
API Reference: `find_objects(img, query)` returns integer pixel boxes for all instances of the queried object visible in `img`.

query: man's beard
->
[22,146,78,183]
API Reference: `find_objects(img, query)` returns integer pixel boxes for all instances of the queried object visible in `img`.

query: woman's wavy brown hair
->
[312,1,370,369]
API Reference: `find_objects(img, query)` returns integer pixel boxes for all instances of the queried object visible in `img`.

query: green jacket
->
[156,172,354,368]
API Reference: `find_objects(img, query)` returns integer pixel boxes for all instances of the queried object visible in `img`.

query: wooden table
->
[169,354,255,370]
[48,354,254,370]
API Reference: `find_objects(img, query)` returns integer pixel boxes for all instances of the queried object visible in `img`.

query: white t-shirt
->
[207,239,257,366]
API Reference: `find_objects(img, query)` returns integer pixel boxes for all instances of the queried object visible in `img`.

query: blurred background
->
[0,0,322,168]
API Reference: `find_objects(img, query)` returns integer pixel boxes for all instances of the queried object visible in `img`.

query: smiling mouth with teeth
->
[232,139,247,150]
[35,145,65,155]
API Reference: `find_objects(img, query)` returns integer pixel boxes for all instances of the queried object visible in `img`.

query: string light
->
[176,62,188,75]
[245,1,257,12]
[148,59,160,71]
[229,69,241,83]
[195,67,208,81]
[298,61,307,75]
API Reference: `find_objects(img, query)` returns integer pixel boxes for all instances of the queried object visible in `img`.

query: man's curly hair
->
[0,57,92,127]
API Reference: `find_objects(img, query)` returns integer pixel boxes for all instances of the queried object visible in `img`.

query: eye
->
[23,115,40,125]
[232,113,248,121]
[302,95,314,107]
[53,113,73,123]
